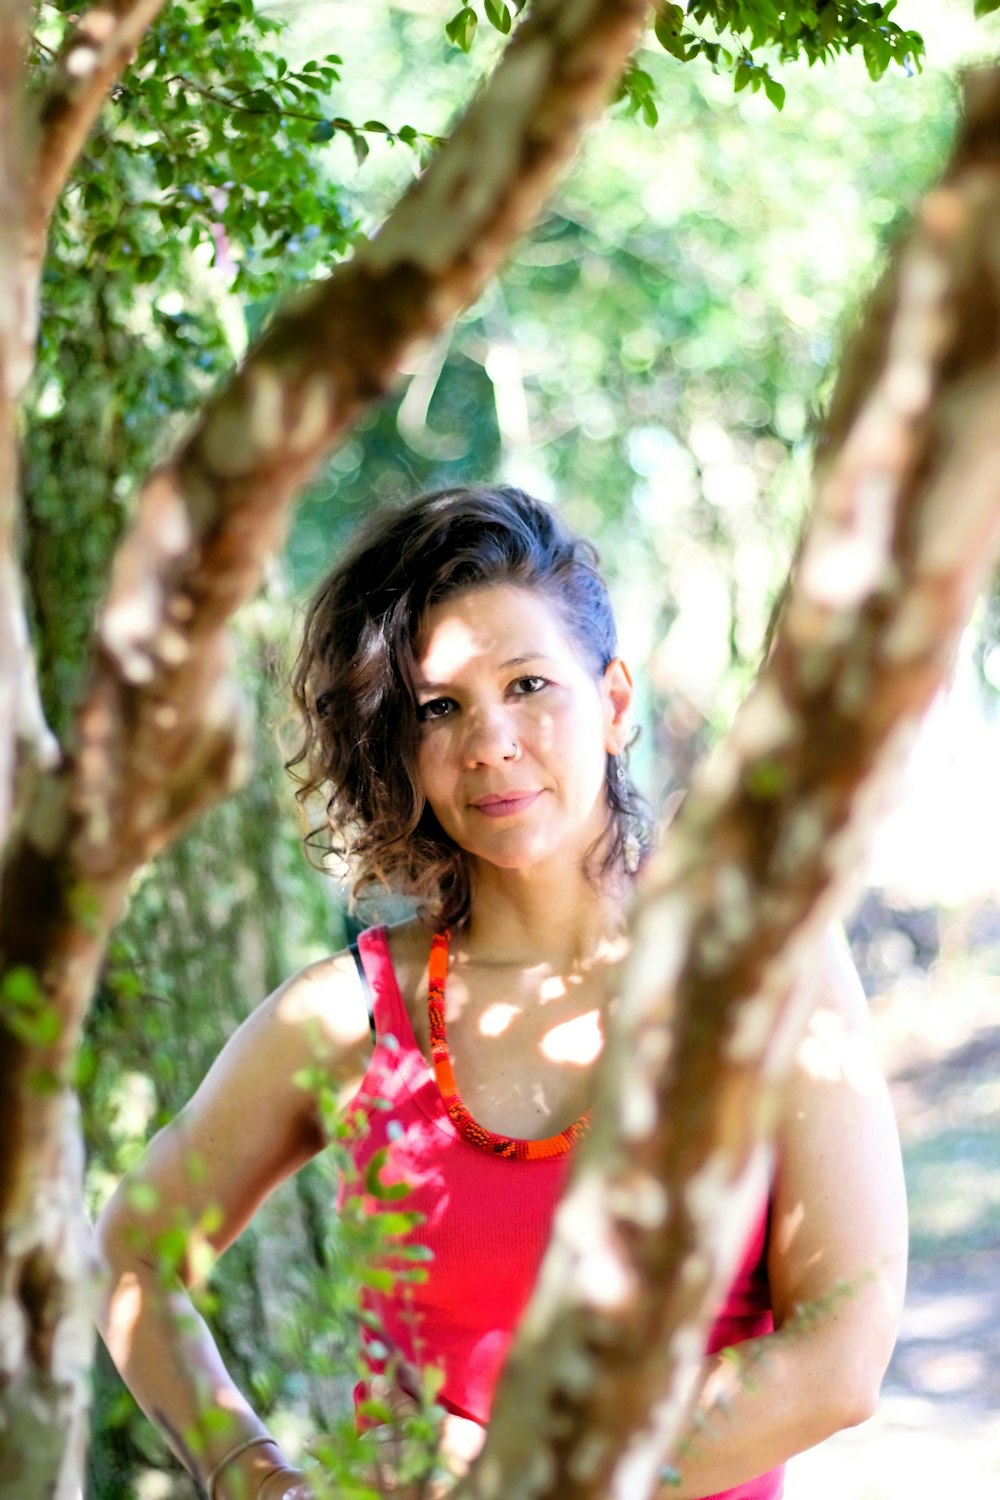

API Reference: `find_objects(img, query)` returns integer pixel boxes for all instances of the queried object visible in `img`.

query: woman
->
[96,485,908,1500]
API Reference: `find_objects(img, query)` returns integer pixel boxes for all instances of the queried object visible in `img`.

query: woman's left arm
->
[659,929,909,1498]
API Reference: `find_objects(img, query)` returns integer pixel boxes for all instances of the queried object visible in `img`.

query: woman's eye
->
[417,697,456,723]
[511,676,547,696]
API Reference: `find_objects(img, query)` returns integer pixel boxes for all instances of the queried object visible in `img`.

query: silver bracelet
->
[205,1435,278,1500]
[253,1463,304,1500]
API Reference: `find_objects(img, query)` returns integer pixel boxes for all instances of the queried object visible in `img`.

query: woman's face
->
[413,583,632,874]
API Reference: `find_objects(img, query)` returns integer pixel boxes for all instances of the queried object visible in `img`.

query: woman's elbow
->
[837,1373,882,1431]
[825,1348,889,1434]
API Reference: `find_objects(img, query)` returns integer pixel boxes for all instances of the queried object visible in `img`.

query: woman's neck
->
[460,860,628,971]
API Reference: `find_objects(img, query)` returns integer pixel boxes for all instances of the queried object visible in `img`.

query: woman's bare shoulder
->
[268,946,371,1051]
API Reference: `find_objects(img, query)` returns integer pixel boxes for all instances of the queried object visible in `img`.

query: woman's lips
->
[470,791,542,818]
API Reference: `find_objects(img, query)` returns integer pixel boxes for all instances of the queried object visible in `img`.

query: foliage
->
[34,0,441,302]
[446,0,925,118]
[24,265,232,742]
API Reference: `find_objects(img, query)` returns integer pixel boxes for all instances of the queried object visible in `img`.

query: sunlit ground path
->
[787,916,1000,1499]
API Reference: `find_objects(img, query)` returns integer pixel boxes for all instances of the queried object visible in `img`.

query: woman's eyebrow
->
[500,653,550,669]
[415,653,550,692]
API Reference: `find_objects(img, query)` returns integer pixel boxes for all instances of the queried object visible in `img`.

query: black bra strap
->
[348,937,377,1044]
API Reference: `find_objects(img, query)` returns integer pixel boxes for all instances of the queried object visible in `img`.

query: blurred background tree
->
[20,1,1000,1493]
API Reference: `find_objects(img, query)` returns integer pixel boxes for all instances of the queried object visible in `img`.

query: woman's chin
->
[469,832,582,875]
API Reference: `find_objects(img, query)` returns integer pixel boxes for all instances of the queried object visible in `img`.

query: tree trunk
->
[0,2,651,1492]
[452,64,1000,1500]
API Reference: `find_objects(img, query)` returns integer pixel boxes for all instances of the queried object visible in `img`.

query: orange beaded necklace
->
[427,929,593,1161]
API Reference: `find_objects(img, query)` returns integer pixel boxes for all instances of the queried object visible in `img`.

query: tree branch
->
[453,61,1000,1500]
[1,0,60,858]
[161,72,430,143]
[29,0,169,245]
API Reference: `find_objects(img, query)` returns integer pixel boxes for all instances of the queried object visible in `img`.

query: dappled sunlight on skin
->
[105,1268,249,1439]
[270,957,376,1106]
[540,1008,604,1066]
[774,1200,806,1259]
[539,972,569,1002]
[106,1271,143,1363]
[432,939,629,1132]
[797,1005,883,1095]
[415,612,483,687]
[473,976,606,1061]
[478,1001,519,1036]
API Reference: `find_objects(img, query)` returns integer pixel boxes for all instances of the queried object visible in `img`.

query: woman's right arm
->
[95,949,373,1500]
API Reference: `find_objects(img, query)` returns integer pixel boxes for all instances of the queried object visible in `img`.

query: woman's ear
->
[602,658,634,755]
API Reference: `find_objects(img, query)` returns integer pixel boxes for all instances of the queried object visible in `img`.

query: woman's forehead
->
[416,584,577,681]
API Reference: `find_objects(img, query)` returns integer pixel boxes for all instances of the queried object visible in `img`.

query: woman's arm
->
[658,931,908,1498]
[95,949,373,1500]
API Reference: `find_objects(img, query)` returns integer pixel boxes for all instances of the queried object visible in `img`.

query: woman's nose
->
[462,708,520,768]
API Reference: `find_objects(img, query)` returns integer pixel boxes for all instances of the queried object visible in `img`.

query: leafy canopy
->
[446,1,925,118]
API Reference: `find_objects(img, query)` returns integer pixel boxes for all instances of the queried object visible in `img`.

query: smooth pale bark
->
[453,65,1000,1500]
[0,3,651,1493]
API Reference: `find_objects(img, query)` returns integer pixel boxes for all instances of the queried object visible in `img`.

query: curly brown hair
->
[285,484,651,927]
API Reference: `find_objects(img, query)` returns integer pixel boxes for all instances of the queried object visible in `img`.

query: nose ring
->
[508,740,521,761]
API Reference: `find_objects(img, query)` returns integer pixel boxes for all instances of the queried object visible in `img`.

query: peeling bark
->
[453,65,1000,1500]
[0,0,27,842]
[0,0,58,868]
[0,2,651,1492]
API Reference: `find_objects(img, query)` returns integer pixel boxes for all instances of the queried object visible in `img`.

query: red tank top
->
[337,927,783,1500]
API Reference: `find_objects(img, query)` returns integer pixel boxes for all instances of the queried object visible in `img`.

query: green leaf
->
[364,1148,411,1201]
[126,1181,160,1214]
[484,0,511,34]
[745,760,789,799]
[29,1065,62,1095]
[156,1224,188,1269]
[309,120,336,143]
[1,966,61,1046]
[377,1211,423,1236]
[445,7,477,52]
[357,1399,395,1424]
[137,254,164,283]
[654,3,686,59]
[360,1266,395,1292]
[763,76,785,111]
[627,67,654,98]
[395,1243,434,1262]
[975,0,1000,15]
[1,966,42,1006]
[73,1043,98,1089]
